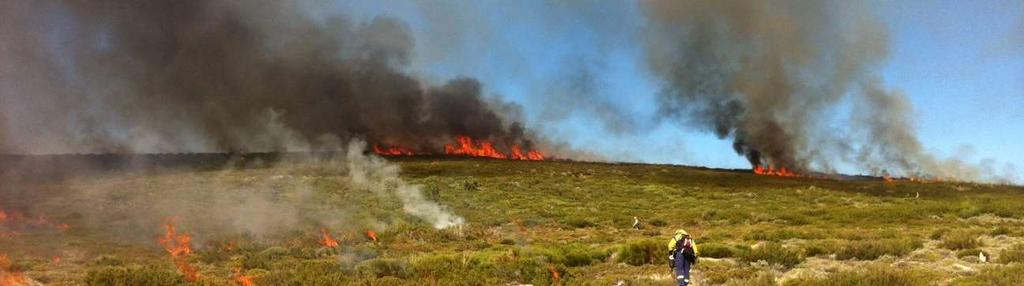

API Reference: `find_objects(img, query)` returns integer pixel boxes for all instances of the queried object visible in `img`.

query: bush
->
[84,266,184,286]
[737,243,804,268]
[699,243,735,258]
[260,259,350,285]
[357,258,409,278]
[990,226,1012,237]
[940,232,980,250]
[956,248,984,259]
[617,240,663,266]
[929,228,949,240]
[999,243,1024,264]
[91,255,124,267]
[648,218,668,227]
[784,264,931,286]
[803,240,841,257]
[563,217,596,229]
[836,239,922,260]
[951,264,1024,286]
[551,245,610,267]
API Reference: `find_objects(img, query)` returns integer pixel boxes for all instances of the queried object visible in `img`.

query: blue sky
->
[323,1,1023,180]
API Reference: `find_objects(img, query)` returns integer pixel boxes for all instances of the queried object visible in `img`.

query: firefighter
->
[667,229,698,286]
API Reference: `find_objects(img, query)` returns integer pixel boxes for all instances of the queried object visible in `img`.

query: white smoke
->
[345,140,465,229]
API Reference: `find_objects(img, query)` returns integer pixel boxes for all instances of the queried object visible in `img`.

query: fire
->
[320,228,339,248]
[157,219,199,282]
[445,136,545,160]
[548,265,561,283]
[365,229,378,243]
[0,254,28,286]
[753,165,799,177]
[0,208,70,233]
[373,145,416,156]
[232,268,254,286]
[373,136,545,160]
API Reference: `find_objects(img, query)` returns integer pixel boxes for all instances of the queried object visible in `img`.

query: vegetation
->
[2,157,1024,285]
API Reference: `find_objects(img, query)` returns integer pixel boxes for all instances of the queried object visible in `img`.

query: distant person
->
[667,229,699,286]
[632,216,641,230]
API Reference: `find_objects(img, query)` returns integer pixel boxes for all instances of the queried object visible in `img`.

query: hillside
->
[2,157,1024,285]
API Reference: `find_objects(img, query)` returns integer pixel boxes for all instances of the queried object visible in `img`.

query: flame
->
[753,165,799,177]
[157,219,199,282]
[373,145,416,156]
[445,136,545,160]
[0,208,70,233]
[365,230,378,243]
[372,136,546,160]
[320,228,339,248]
[548,265,561,283]
[232,268,254,286]
[0,254,28,286]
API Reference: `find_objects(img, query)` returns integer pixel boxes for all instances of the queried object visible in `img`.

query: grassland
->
[2,157,1024,285]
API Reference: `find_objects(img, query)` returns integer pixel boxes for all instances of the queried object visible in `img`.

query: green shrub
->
[563,217,597,229]
[929,228,949,240]
[784,264,931,286]
[940,232,980,250]
[699,243,735,258]
[552,245,610,267]
[990,226,1012,236]
[648,218,668,227]
[260,259,350,285]
[617,240,662,266]
[956,248,984,259]
[836,239,922,260]
[803,240,840,257]
[84,266,184,286]
[999,243,1024,264]
[737,242,804,268]
[91,255,124,267]
[242,246,290,269]
[357,258,409,278]
[951,264,1024,286]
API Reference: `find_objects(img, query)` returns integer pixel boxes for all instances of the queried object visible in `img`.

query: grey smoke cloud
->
[638,0,1006,182]
[0,0,540,155]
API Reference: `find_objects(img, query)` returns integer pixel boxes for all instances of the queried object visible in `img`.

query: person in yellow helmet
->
[667,229,698,286]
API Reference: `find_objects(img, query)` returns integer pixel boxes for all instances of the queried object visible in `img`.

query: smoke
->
[640,0,1004,181]
[0,0,540,155]
[345,140,463,229]
[0,140,460,247]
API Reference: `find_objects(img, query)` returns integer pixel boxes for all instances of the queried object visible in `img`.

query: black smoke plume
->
[640,0,1004,181]
[0,1,538,155]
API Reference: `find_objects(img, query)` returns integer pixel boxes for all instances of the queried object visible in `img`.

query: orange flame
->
[373,145,416,156]
[157,219,199,282]
[372,136,546,160]
[445,136,545,160]
[365,230,378,243]
[0,208,70,233]
[232,268,254,286]
[320,228,339,248]
[753,165,799,177]
[548,265,561,283]
[0,254,28,286]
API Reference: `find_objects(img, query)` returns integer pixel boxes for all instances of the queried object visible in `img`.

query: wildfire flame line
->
[365,229,378,243]
[157,219,199,282]
[0,254,28,286]
[0,208,70,237]
[373,135,544,160]
[320,228,339,248]
[232,268,254,286]
[753,165,799,177]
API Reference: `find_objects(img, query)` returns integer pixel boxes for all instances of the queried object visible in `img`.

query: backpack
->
[676,238,697,264]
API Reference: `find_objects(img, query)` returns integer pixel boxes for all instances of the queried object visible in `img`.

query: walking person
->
[667,229,699,286]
